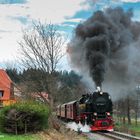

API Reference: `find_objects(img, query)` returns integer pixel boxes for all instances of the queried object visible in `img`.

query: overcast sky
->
[0,0,140,69]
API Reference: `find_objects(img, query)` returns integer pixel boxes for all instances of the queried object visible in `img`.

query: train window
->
[0,91,4,97]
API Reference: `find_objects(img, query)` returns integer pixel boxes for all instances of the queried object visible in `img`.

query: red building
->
[0,69,15,107]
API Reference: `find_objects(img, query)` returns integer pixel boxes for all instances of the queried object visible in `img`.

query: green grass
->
[131,126,140,132]
[0,132,39,140]
[114,116,140,137]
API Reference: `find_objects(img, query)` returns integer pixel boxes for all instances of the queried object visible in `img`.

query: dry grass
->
[36,114,87,140]
[37,128,87,140]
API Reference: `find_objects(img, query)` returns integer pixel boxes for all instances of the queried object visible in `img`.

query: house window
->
[0,91,4,97]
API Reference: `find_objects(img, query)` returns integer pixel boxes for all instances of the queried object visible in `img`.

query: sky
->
[0,0,140,70]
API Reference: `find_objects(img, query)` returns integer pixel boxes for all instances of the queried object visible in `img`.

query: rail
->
[97,131,140,140]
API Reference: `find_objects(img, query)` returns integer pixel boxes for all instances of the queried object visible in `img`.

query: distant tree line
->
[113,90,140,127]
[6,68,86,105]
[5,22,87,107]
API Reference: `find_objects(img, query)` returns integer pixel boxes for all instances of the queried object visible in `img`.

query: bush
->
[0,101,50,134]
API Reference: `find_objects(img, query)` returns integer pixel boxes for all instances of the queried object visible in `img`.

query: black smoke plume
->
[68,7,140,88]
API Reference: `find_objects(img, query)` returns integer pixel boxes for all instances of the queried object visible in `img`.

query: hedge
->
[0,101,50,134]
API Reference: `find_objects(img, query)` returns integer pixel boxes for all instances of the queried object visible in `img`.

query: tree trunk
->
[135,111,138,126]
[127,96,131,125]
[48,94,54,109]
[24,120,27,134]
[123,115,126,124]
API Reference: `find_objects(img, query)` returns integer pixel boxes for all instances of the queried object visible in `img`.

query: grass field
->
[114,117,140,137]
[0,132,38,140]
[0,129,87,140]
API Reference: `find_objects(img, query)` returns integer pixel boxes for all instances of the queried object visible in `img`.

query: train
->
[56,87,113,131]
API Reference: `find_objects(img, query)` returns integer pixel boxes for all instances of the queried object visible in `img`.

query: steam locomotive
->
[56,87,113,131]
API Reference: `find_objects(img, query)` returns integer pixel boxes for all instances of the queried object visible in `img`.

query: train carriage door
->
[67,105,70,119]
[70,104,72,119]
[59,106,61,116]
[73,102,77,120]
[65,104,67,118]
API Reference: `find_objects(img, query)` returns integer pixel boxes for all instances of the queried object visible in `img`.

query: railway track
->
[64,121,140,140]
[97,131,140,140]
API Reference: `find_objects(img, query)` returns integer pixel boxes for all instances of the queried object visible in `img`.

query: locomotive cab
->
[77,94,96,124]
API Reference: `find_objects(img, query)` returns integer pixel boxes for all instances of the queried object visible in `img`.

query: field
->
[114,117,140,137]
[0,132,38,140]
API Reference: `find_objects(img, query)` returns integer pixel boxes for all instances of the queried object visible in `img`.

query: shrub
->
[0,101,50,134]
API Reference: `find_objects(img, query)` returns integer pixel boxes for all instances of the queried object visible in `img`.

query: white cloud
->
[87,0,123,11]
[0,0,89,65]
[0,5,29,64]
[121,0,140,2]
[26,0,89,23]
[0,31,21,61]
[132,9,140,21]
[65,18,85,23]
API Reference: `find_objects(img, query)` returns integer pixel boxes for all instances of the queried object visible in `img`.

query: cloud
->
[132,9,140,21]
[0,0,89,31]
[65,18,85,23]
[89,0,140,4]
[10,16,29,24]
[26,0,90,23]
[85,0,122,12]
[0,0,27,4]
[121,0,140,2]
[0,29,11,33]
[0,4,30,32]
[0,0,90,63]
[0,31,21,60]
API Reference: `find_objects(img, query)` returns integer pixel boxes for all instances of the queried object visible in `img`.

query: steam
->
[66,122,90,133]
[68,7,140,92]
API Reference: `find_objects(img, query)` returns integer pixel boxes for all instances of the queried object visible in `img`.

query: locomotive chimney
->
[96,86,101,92]
[96,86,103,95]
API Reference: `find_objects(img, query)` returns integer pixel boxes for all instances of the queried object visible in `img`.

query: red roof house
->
[0,69,14,101]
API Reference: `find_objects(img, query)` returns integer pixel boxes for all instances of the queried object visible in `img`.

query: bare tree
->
[19,22,65,73]
[126,95,131,125]
[19,22,66,106]
[133,88,140,126]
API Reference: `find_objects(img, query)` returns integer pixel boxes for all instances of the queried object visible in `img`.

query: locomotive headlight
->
[106,112,110,116]
[100,92,103,95]
[93,112,97,116]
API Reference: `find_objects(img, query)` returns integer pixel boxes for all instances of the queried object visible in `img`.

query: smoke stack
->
[96,86,101,92]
